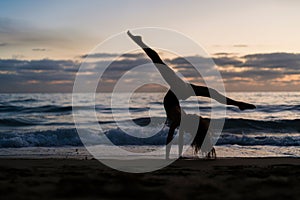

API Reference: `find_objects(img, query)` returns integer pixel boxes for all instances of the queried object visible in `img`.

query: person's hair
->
[191,117,210,154]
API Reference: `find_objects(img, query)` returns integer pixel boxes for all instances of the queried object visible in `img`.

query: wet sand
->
[0,158,299,200]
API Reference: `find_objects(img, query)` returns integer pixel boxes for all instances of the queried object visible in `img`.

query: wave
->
[0,105,72,113]
[1,112,300,133]
[256,104,300,112]
[0,104,138,113]
[102,117,300,133]
[1,127,299,148]
[217,134,300,146]
[0,105,24,112]
[223,118,300,133]
[0,118,39,126]
[106,127,296,147]
[99,117,155,126]
[0,98,39,105]
[1,103,300,114]
[0,129,83,148]
[0,118,74,127]
[181,104,300,112]
[8,98,39,103]
[0,105,91,113]
[0,128,165,148]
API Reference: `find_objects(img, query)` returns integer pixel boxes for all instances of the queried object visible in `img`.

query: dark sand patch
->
[0,158,299,200]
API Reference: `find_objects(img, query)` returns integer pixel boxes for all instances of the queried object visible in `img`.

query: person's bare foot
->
[238,102,256,110]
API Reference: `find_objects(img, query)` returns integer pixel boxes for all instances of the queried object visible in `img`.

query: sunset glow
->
[1,0,300,92]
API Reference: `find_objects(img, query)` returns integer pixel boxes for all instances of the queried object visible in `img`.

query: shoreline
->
[1,157,299,199]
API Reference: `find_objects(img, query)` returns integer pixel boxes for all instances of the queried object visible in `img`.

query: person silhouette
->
[127,31,256,159]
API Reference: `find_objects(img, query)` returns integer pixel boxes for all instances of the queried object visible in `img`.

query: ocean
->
[0,92,299,158]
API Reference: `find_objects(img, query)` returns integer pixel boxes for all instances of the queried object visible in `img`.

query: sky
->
[0,0,300,92]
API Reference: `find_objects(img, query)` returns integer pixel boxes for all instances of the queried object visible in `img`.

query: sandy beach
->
[0,157,299,200]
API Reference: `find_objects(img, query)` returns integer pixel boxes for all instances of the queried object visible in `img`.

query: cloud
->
[0,42,8,47]
[233,44,248,48]
[79,52,145,59]
[80,53,120,59]
[32,48,48,51]
[0,59,75,71]
[214,52,300,91]
[0,58,79,92]
[213,52,236,56]
[220,69,284,81]
[166,55,212,66]
[213,56,243,67]
[165,52,300,91]
[0,52,300,92]
[242,52,300,70]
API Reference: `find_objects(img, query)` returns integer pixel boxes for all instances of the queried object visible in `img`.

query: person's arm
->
[165,110,181,159]
[166,123,176,160]
[178,128,184,157]
[127,31,187,94]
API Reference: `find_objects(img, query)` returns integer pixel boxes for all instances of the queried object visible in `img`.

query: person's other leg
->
[191,84,256,110]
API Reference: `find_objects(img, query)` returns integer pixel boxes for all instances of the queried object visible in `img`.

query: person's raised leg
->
[191,84,256,110]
